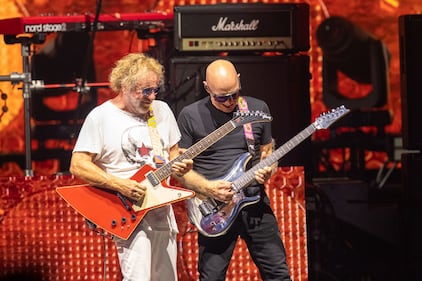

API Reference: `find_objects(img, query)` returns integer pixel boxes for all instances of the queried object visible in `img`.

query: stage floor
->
[0,167,308,281]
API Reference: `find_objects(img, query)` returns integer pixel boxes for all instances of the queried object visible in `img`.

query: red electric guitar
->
[56,110,272,240]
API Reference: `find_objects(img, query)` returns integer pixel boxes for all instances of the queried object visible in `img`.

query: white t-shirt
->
[73,99,180,233]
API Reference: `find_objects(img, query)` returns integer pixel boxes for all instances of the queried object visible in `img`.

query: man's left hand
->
[171,159,193,177]
[254,166,273,184]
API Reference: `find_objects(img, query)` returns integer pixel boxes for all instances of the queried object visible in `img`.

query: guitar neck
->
[232,123,317,191]
[152,120,237,183]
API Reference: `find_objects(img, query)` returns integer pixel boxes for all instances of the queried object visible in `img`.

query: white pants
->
[115,229,178,281]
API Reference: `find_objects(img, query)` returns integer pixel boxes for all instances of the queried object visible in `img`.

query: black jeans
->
[197,193,292,281]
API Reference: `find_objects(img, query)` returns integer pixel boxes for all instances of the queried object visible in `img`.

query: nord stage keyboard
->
[0,12,174,35]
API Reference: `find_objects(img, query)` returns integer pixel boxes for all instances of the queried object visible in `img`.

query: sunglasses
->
[135,86,160,97]
[211,91,240,103]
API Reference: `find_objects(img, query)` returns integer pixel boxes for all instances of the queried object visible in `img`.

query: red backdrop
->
[0,0,416,176]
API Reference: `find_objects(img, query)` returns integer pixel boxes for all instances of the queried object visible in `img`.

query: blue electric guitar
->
[187,105,350,237]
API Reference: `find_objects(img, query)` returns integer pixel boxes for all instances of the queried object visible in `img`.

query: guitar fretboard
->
[153,120,236,182]
[231,105,350,191]
[136,110,272,186]
[232,124,317,191]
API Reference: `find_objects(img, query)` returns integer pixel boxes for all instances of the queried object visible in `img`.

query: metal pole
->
[21,42,33,176]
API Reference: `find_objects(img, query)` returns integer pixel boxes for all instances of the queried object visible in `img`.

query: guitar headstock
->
[314,105,350,130]
[232,110,273,126]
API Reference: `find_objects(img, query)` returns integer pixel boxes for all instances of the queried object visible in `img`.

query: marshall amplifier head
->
[173,3,309,53]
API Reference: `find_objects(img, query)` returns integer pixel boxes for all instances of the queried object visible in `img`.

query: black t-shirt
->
[177,96,272,181]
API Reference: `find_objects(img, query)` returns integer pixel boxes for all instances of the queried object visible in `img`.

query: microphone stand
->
[31,80,110,92]
[0,34,46,176]
[0,34,109,176]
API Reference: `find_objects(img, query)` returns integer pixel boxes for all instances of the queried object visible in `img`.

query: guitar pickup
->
[199,198,218,216]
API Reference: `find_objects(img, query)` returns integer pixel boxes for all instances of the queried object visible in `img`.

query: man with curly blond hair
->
[70,53,193,281]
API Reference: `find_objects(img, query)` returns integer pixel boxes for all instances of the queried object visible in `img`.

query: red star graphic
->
[138,143,151,157]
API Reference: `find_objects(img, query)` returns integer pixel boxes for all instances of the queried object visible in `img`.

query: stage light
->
[315,17,395,179]
[316,16,391,110]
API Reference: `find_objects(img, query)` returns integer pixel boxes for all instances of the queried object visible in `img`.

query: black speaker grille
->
[167,55,312,172]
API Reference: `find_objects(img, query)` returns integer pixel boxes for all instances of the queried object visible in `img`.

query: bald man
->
[176,59,292,281]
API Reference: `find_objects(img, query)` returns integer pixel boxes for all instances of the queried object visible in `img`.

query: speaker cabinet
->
[166,55,311,174]
[399,16,422,280]
[399,14,422,150]
[308,179,401,280]
[400,153,422,280]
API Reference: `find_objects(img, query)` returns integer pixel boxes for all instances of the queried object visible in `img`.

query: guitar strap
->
[147,106,165,167]
[237,96,256,156]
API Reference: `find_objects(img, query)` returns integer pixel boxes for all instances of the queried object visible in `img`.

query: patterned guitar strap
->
[237,96,256,156]
[147,106,165,168]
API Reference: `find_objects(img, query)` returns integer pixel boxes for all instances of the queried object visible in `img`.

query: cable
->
[85,219,111,281]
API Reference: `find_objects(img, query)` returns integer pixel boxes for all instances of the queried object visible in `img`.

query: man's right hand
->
[119,178,147,201]
[206,180,234,202]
